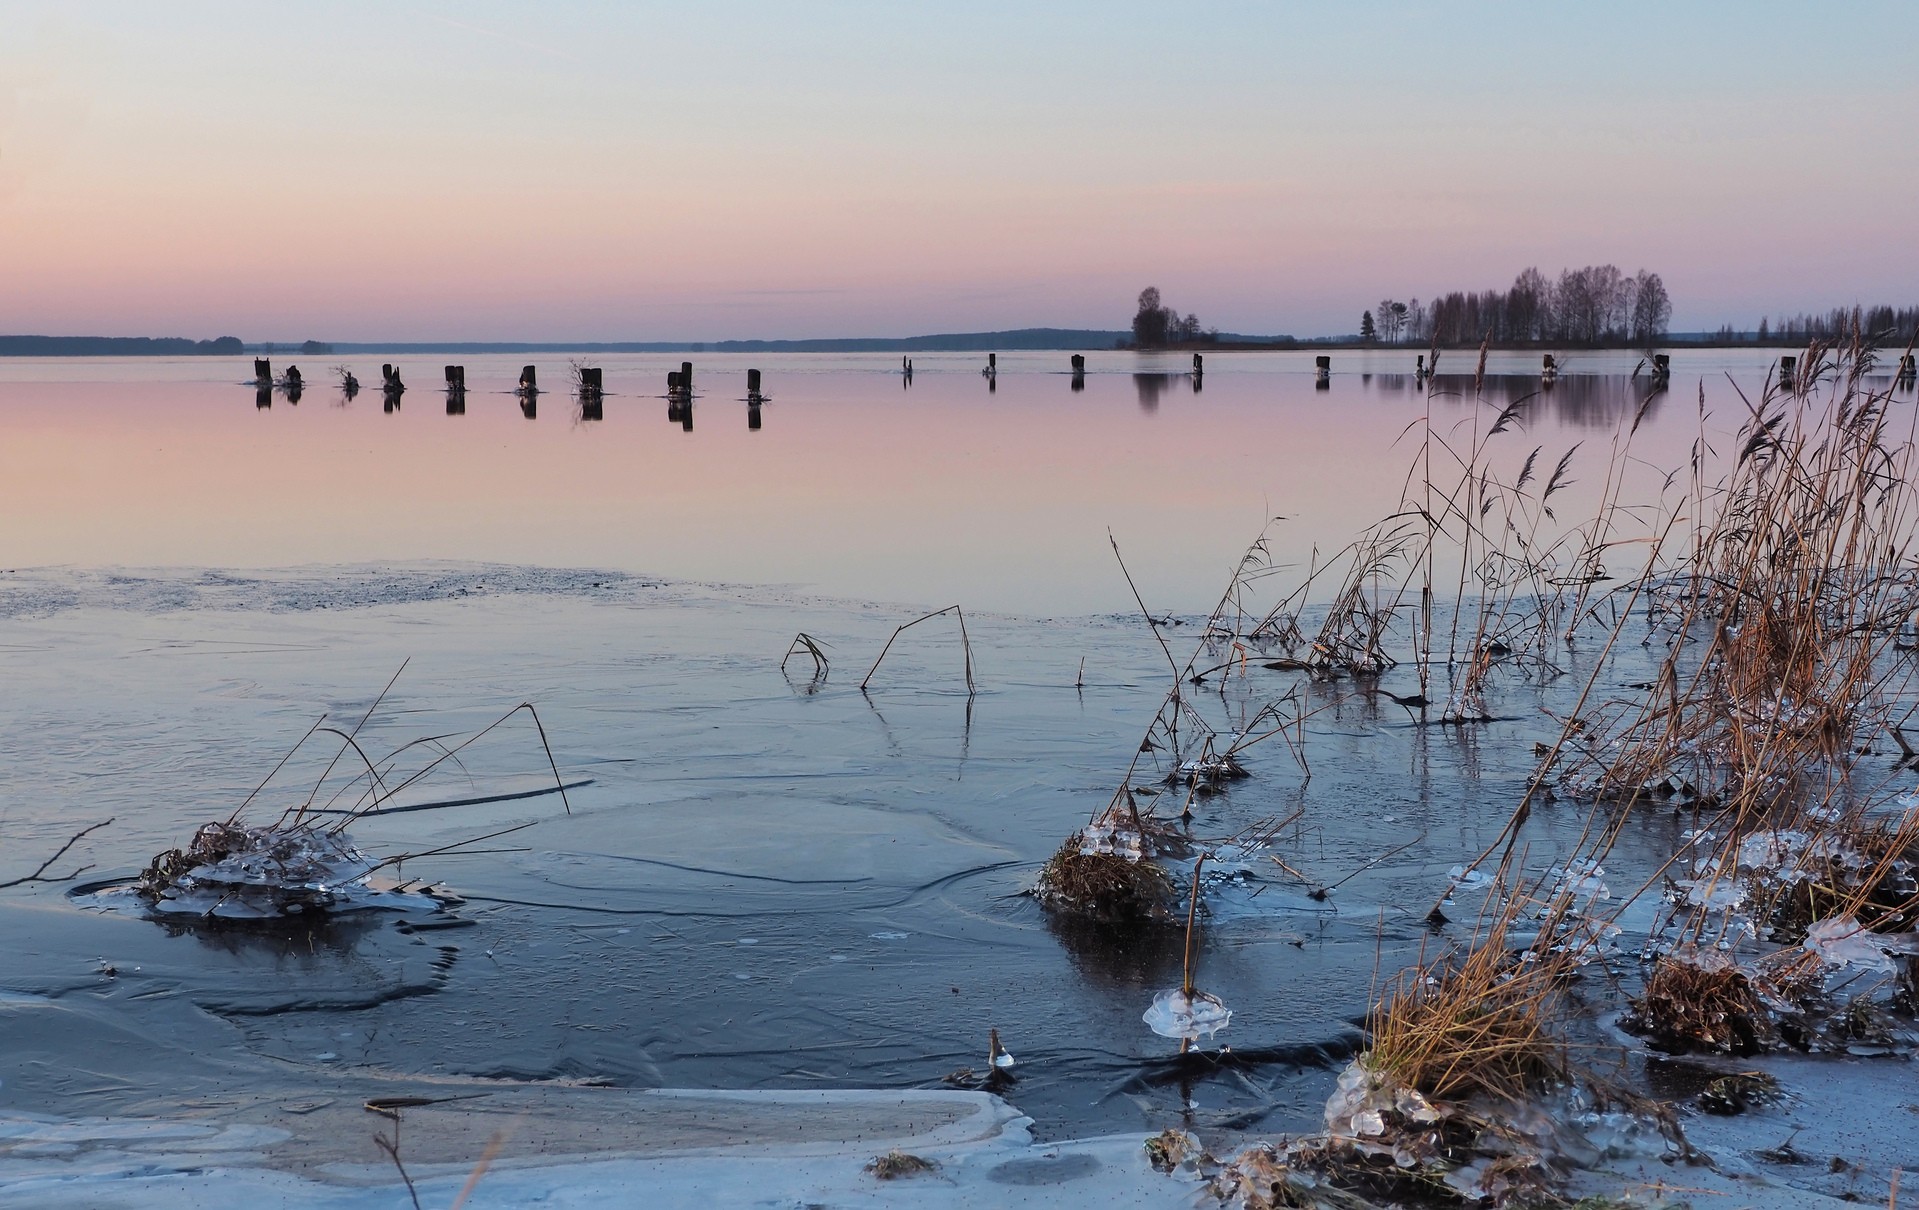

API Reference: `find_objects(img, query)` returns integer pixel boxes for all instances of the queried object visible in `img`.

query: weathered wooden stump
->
[519,365,537,392]
[1779,355,1797,389]
[1652,353,1670,379]
[445,365,465,391]
[1315,355,1331,387]
[580,367,603,396]
[253,358,272,385]
[747,368,762,400]
[1542,354,1557,383]
[285,365,303,387]
[680,361,693,392]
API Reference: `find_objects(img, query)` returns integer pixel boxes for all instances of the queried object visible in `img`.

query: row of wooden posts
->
[254,348,1843,404]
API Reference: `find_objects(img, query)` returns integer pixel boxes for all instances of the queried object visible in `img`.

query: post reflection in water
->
[92,349,1781,617]
[747,404,762,431]
[520,395,537,419]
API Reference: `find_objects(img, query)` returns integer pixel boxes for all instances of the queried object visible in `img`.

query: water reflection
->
[1133,373,1177,412]
[1045,911,1186,991]
[153,907,394,958]
[32,351,1807,617]
[747,404,762,431]
[1412,373,1667,430]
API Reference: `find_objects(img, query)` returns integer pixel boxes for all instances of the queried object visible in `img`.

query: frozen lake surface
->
[5,348,1914,1201]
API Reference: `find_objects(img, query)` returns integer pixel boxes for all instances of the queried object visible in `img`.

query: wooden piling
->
[444,365,465,390]
[1070,354,1085,372]
[519,365,537,391]
[1192,352,1203,376]
[1651,353,1670,379]
[580,367,603,395]
[1542,354,1557,383]
[253,358,272,384]
[680,361,693,392]
[1314,355,1331,386]
[747,368,762,395]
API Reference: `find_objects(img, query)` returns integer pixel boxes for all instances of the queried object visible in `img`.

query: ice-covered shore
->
[1,1085,1197,1209]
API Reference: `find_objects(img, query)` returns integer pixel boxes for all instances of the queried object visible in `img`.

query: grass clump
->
[1365,922,1567,1106]
[1143,1128,1199,1174]
[1622,948,1773,1055]
[1034,841,1180,925]
[864,1149,938,1179]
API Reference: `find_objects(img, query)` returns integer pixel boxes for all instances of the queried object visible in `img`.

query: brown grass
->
[1624,951,1774,1054]
[1366,914,1566,1105]
[1033,843,1180,925]
[865,1149,938,1179]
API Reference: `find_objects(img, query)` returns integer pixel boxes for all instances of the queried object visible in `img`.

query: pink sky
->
[3,2,1914,342]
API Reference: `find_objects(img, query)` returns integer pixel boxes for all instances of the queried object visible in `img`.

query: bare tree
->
[1630,270,1671,345]
[1133,287,1170,347]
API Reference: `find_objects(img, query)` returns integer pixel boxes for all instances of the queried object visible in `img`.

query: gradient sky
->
[2,2,1913,342]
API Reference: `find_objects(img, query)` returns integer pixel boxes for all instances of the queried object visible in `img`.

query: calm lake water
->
[0,347,1780,616]
[1,348,1905,1142]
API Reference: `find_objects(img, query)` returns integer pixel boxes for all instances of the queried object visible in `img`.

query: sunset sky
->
[3,1,1913,342]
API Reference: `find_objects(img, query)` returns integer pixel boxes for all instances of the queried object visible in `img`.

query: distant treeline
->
[319,329,1136,355]
[1368,266,1672,347]
[0,335,244,356]
[1716,304,1919,346]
